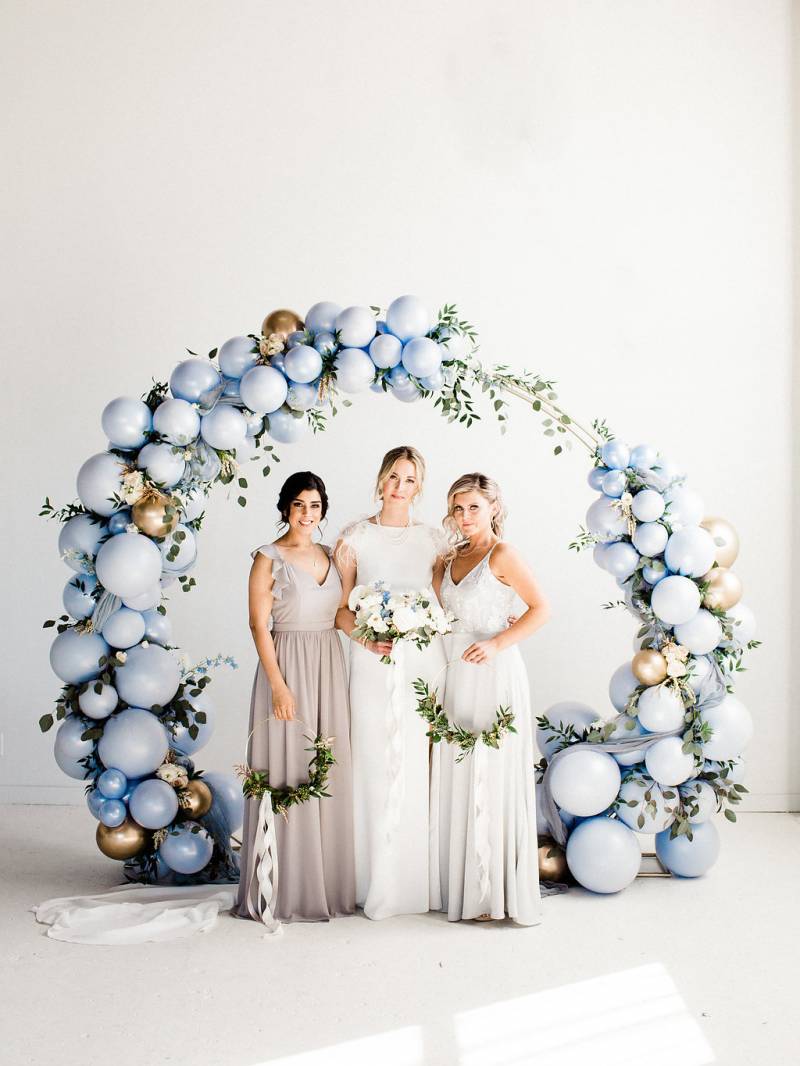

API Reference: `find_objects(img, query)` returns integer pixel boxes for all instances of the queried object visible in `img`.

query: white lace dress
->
[430,546,542,925]
[340,519,447,920]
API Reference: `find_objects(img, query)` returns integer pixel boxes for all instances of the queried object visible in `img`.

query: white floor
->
[3,806,797,1066]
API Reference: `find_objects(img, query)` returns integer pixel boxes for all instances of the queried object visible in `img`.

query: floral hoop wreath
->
[412,674,516,762]
[41,294,758,892]
[235,729,335,818]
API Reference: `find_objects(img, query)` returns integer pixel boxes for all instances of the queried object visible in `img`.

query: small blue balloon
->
[284,344,322,384]
[129,777,179,830]
[159,821,214,874]
[97,707,169,779]
[97,767,128,799]
[266,406,309,444]
[99,798,128,827]
[50,628,109,685]
[269,352,287,375]
[587,466,609,492]
[121,777,142,804]
[387,365,419,401]
[369,333,403,369]
[107,509,132,535]
[169,359,222,404]
[655,820,720,877]
[313,331,336,355]
[58,514,108,573]
[285,330,306,349]
[142,608,173,646]
[601,469,628,498]
[87,788,106,819]
[642,561,668,585]
[630,443,658,471]
[604,542,639,581]
[63,573,98,620]
[600,440,630,470]
[218,335,259,379]
[401,337,441,378]
[419,366,445,391]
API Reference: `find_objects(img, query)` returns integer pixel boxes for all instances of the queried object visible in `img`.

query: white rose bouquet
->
[348,580,454,664]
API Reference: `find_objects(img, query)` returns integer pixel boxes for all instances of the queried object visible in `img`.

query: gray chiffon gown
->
[233,542,355,922]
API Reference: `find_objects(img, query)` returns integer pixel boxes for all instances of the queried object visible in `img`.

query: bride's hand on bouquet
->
[462,638,498,665]
[366,637,394,657]
[272,684,296,720]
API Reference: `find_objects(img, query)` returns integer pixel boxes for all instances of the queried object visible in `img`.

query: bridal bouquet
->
[349,581,454,664]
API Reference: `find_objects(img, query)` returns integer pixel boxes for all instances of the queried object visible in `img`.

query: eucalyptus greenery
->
[413,679,516,762]
[235,735,335,818]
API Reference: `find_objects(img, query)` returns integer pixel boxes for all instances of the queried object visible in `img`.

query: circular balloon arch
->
[40,296,758,893]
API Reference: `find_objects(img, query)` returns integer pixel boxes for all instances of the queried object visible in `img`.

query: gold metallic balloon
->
[538,836,568,882]
[632,649,668,686]
[96,817,148,860]
[702,567,743,611]
[700,516,739,568]
[178,779,213,819]
[132,491,179,537]
[262,309,304,339]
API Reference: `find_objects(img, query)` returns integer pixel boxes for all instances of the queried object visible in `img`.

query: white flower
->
[182,449,193,460]
[393,606,419,634]
[666,660,687,678]
[366,612,389,633]
[115,651,127,664]
[121,471,146,504]
[156,762,188,789]
[125,523,139,534]
[348,585,367,612]
[141,640,149,648]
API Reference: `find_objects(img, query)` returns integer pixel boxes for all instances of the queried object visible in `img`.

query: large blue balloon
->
[169,358,221,404]
[202,771,244,833]
[53,715,95,779]
[335,305,376,348]
[159,821,213,874]
[655,820,720,877]
[160,523,197,573]
[284,344,322,384]
[78,682,118,719]
[129,777,179,829]
[632,521,668,557]
[600,440,630,470]
[101,607,146,650]
[76,453,127,517]
[385,294,431,341]
[650,575,701,625]
[63,573,98,620]
[587,466,609,492]
[629,443,658,471]
[142,608,173,646]
[401,337,441,378]
[566,817,641,893]
[239,365,288,415]
[152,398,201,445]
[114,644,181,709]
[101,397,152,450]
[171,694,215,755]
[50,628,109,685]
[536,701,599,760]
[369,333,402,369]
[335,348,375,393]
[95,532,163,600]
[603,542,639,581]
[664,526,716,578]
[137,442,186,488]
[267,407,309,444]
[218,335,259,379]
[200,405,247,451]
[58,514,107,573]
[304,301,341,335]
[97,707,170,778]
[550,749,621,817]
[97,767,128,799]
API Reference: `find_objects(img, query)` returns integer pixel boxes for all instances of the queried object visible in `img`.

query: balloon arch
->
[41,296,758,893]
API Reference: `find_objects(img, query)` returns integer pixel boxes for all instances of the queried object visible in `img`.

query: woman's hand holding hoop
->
[272,684,296,720]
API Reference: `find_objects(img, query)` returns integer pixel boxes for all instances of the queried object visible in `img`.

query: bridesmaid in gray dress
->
[234,472,355,922]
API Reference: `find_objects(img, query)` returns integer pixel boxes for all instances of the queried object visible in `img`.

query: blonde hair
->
[444,472,507,548]
[374,445,426,501]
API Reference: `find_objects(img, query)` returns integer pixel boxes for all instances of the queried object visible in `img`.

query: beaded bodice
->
[441,546,516,636]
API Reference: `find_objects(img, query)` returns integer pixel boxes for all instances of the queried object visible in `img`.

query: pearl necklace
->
[376,509,412,543]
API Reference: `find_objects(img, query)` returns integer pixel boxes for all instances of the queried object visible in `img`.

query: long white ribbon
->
[250,792,282,936]
[472,741,492,907]
[385,641,409,842]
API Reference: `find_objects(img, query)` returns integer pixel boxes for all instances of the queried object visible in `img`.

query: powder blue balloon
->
[76,453,127,517]
[63,573,98,620]
[631,489,665,523]
[187,442,221,483]
[87,788,105,819]
[335,348,375,392]
[269,352,287,375]
[123,585,162,612]
[592,543,612,571]
[286,382,320,412]
[369,333,402,369]
[604,542,639,581]
[607,715,647,767]
[202,771,244,833]
[218,335,259,378]
[169,358,222,403]
[664,526,716,578]
[674,609,723,655]
[97,767,128,799]
[630,443,658,471]
[616,776,675,833]
[419,366,445,392]
[121,777,142,803]
[59,514,107,573]
[142,608,172,646]
[97,707,169,778]
[566,817,641,893]
[285,330,306,349]
[137,442,186,488]
[550,748,621,817]
[385,294,431,341]
[587,466,609,492]
[95,532,163,600]
[387,365,419,401]
[152,398,201,445]
[99,798,127,828]
[107,508,131,535]
[642,560,668,585]
[284,344,322,384]
[78,682,118,720]
[401,337,441,378]
[600,470,628,498]
[114,644,181,709]
[313,331,336,356]
[679,779,717,824]
[536,701,599,760]
[200,405,247,451]
[50,629,109,685]
[650,574,701,625]
[655,820,720,877]
[305,301,342,335]
[585,496,627,542]
[239,365,288,414]
[335,305,377,348]
[171,694,215,756]
[608,662,639,713]
[600,440,630,470]
[101,397,152,450]
[101,607,146,650]
[267,406,308,444]
[222,377,241,399]
[632,522,668,557]
[53,715,95,780]
[159,821,213,874]
[645,736,697,786]
[160,524,197,573]
[129,777,179,830]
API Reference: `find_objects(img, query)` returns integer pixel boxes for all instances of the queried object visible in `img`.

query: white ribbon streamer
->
[250,792,282,937]
[385,641,409,842]
[472,742,492,907]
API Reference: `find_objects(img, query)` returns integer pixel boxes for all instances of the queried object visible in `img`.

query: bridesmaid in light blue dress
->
[430,473,550,925]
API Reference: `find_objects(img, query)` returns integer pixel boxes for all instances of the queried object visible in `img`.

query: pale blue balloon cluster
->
[536,438,755,893]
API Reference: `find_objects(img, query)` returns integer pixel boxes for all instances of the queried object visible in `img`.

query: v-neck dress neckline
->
[274,545,332,588]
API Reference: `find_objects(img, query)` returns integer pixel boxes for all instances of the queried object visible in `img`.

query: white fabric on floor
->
[32,882,237,944]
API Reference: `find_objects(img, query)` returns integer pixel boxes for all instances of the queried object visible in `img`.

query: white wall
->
[1,0,794,810]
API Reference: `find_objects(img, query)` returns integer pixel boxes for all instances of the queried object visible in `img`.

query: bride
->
[335,446,447,920]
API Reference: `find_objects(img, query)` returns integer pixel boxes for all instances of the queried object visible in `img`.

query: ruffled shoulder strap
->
[334,516,373,568]
[423,523,452,560]
[250,543,291,601]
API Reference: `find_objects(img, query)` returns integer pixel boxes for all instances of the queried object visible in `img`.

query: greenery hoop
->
[413,677,516,762]
[235,733,335,818]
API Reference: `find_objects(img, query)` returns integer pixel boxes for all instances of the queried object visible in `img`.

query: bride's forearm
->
[492,603,551,652]
[335,605,357,637]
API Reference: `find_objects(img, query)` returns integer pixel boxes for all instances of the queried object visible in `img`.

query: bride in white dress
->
[430,473,550,925]
[335,446,447,920]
